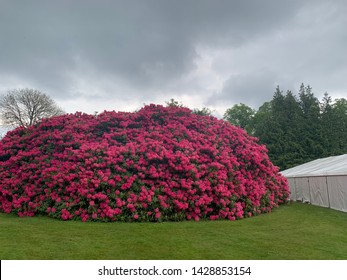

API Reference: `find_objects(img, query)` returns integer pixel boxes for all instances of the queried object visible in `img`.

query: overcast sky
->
[1,0,347,118]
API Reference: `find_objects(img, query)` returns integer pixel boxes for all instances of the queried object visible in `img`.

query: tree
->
[223,103,255,134]
[165,98,183,107]
[0,88,64,127]
[252,88,304,169]
[296,84,324,161]
[192,107,213,116]
[252,101,286,167]
[325,98,347,156]
[228,84,347,170]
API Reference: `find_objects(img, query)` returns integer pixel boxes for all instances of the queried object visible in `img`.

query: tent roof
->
[281,154,347,178]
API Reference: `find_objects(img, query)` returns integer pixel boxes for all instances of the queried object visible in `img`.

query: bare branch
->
[0,88,65,127]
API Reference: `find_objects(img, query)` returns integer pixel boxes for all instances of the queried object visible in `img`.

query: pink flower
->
[155,212,161,219]
[0,104,289,222]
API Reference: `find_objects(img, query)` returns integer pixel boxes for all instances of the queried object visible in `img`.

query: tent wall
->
[296,177,310,203]
[287,175,347,213]
[309,177,329,208]
[287,178,296,201]
[327,176,347,212]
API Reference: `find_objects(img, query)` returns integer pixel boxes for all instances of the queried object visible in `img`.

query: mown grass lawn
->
[0,202,346,260]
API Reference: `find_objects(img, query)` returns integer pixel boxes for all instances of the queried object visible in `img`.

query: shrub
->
[0,104,289,222]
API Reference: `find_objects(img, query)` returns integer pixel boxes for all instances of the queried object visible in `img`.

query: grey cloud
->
[210,70,278,109]
[206,0,347,110]
[0,0,346,114]
[0,1,302,85]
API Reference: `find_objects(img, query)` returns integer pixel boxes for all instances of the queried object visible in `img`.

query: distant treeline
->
[223,83,347,170]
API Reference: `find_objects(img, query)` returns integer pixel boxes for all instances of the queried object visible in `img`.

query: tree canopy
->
[0,88,64,127]
[223,103,255,134]
[224,84,347,170]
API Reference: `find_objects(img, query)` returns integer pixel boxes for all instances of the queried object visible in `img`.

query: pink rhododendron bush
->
[0,104,289,222]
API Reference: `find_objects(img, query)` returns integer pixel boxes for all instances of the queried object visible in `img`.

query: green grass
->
[0,202,346,260]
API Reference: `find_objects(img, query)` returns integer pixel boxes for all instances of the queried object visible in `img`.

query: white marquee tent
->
[281,154,347,212]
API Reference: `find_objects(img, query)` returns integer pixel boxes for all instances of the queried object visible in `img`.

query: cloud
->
[0,0,346,115]
[204,0,347,110]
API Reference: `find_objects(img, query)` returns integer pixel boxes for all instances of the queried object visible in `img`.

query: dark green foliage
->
[192,107,213,116]
[321,96,347,156]
[225,84,347,170]
[223,103,256,134]
[165,98,183,107]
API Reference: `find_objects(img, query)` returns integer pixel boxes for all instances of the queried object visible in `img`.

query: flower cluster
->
[0,104,289,222]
